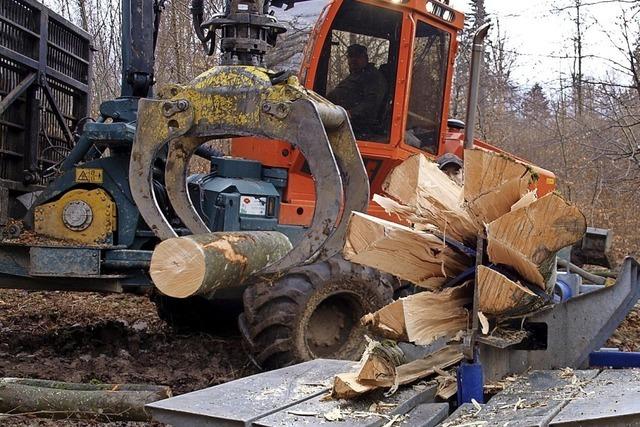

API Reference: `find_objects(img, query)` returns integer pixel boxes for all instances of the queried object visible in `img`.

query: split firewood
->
[486,192,586,290]
[332,345,464,399]
[463,149,536,225]
[392,346,463,387]
[361,299,408,341]
[477,266,542,317]
[378,154,478,245]
[404,284,472,346]
[332,372,376,399]
[435,370,458,400]
[343,212,470,289]
[150,231,292,298]
[357,340,406,385]
[0,378,171,421]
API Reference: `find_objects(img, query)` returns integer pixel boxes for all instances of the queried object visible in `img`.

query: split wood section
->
[378,153,477,244]
[463,149,535,225]
[150,231,292,298]
[335,149,587,398]
[344,212,471,289]
[486,192,586,290]
[332,345,463,399]
[476,266,538,316]
[350,149,586,318]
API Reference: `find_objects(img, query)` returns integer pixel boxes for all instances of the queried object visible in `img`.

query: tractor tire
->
[238,256,394,370]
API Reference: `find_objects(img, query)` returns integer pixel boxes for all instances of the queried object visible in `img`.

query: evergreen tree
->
[521,83,551,120]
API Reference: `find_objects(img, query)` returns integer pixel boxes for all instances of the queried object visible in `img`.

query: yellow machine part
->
[34,188,117,245]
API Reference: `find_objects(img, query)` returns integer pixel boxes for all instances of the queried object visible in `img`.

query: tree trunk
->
[150,231,292,299]
[343,212,470,289]
[0,378,171,421]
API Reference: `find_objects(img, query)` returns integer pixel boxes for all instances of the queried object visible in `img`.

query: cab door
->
[401,15,453,156]
[309,0,404,145]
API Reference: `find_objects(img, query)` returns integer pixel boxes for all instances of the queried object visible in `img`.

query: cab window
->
[314,1,402,143]
[404,20,450,154]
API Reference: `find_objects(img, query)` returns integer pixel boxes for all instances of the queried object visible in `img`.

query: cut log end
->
[150,237,206,298]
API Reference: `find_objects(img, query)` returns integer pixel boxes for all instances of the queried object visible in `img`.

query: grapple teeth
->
[165,136,211,235]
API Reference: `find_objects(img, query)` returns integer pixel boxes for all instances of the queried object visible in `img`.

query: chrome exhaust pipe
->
[464,23,491,150]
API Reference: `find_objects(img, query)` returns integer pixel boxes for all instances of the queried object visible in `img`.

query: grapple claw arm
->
[131,67,369,272]
[130,98,194,240]
[165,135,210,235]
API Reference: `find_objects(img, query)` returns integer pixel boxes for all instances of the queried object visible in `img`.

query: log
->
[379,154,478,245]
[486,193,586,290]
[150,231,292,298]
[0,378,171,421]
[361,299,408,341]
[463,149,536,225]
[477,266,540,316]
[404,284,472,346]
[343,212,470,289]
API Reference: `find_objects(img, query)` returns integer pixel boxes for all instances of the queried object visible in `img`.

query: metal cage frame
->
[0,0,91,225]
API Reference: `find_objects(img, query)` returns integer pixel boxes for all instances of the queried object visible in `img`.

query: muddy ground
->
[1,289,640,426]
[0,289,259,426]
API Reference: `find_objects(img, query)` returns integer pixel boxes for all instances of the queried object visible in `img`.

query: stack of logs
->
[332,148,587,399]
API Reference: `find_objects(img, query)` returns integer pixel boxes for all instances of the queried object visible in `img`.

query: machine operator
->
[327,44,387,138]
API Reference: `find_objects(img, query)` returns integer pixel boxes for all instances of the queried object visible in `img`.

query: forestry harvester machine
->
[0,0,629,371]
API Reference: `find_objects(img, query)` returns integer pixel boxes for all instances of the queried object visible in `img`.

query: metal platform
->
[446,369,640,426]
[148,362,640,427]
[145,359,449,427]
[146,258,640,426]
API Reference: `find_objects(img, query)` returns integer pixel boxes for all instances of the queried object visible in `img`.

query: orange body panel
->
[230,0,556,226]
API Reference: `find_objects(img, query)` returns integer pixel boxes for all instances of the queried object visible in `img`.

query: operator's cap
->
[436,153,463,169]
[347,44,368,58]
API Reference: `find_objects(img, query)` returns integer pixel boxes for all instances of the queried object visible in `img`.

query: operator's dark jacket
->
[327,63,387,135]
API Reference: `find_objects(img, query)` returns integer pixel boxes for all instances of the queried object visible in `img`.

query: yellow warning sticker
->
[75,168,103,184]
[546,177,556,185]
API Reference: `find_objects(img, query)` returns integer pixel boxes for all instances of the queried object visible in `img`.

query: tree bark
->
[0,378,171,421]
[150,231,292,299]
